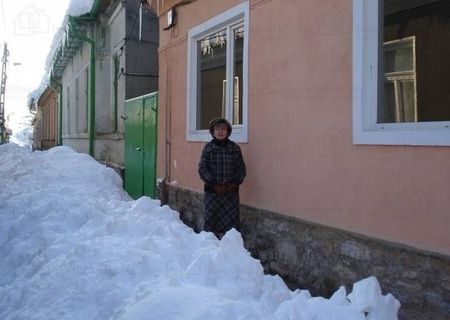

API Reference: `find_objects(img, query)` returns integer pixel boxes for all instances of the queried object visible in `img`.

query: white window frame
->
[186,2,249,142]
[353,0,450,146]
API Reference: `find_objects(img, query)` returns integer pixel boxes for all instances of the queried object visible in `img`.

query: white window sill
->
[353,123,450,146]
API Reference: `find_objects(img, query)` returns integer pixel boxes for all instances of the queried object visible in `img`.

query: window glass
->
[381,81,396,123]
[381,0,450,123]
[384,46,413,73]
[399,81,416,122]
[232,25,244,125]
[197,29,227,130]
[381,38,416,123]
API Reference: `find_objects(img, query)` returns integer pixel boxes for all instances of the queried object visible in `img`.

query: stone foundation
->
[160,184,450,320]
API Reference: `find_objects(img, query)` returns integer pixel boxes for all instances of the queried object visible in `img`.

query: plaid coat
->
[199,138,246,235]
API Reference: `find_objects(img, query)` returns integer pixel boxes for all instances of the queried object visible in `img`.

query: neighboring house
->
[32,86,58,151]
[153,1,450,319]
[46,0,158,172]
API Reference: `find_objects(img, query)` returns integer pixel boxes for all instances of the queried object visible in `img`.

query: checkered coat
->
[199,138,246,235]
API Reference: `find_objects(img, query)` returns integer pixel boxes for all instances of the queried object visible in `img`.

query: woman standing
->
[198,118,246,239]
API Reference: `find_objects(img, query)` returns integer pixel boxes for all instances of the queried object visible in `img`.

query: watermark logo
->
[319,127,352,156]
[394,187,431,216]
[14,5,50,36]
[317,1,351,36]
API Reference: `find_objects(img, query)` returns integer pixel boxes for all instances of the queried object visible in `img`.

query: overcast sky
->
[0,0,70,117]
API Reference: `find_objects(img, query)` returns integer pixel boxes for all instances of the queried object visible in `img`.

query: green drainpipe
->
[68,16,96,157]
[89,0,102,16]
[49,77,63,145]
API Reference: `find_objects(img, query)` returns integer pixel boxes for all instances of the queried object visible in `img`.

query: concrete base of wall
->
[62,135,125,167]
[160,184,450,320]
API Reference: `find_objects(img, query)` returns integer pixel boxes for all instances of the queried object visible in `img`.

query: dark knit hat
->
[209,117,232,137]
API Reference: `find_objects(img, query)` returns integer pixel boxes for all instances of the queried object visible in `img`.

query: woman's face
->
[213,124,228,140]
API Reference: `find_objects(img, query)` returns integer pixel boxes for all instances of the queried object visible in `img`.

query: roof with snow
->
[31,0,109,102]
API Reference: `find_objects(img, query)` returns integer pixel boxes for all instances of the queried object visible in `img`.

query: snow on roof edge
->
[31,0,97,102]
[67,0,96,17]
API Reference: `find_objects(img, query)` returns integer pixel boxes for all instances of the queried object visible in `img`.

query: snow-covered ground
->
[5,108,33,147]
[0,143,400,320]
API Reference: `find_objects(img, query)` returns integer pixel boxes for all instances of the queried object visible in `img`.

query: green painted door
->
[143,94,157,197]
[124,92,158,199]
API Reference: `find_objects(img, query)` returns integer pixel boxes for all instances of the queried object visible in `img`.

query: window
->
[353,0,450,145]
[84,68,89,133]
[75,77,80,132]
[65,85,70,135]
[187,2,248,142]
[112,54,120,133]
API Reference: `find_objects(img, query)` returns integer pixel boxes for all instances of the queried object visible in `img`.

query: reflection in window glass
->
[195,23,245,130]
[384,47,413,73]
[197,29,227,130]
[399,81,416,122]
[232,25,244,125]
[381,0,450,123]
[380,37,416,123]
[382,81,396,122]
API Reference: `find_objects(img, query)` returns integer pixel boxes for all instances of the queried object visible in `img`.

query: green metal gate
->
[124,92,158,199]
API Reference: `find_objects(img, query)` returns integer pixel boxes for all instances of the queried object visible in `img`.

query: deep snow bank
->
[0,144,400,319]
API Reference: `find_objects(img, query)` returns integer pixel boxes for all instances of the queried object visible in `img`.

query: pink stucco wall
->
[157,0,450,255]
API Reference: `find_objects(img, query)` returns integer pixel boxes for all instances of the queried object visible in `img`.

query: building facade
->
[48,0,158,169]
[153,1,450,319]
[32,86,58,150]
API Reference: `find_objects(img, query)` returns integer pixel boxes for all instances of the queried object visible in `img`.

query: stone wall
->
[160,184,450,320]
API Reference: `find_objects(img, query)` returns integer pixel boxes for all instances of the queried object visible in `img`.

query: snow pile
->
[0,144,401,320]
